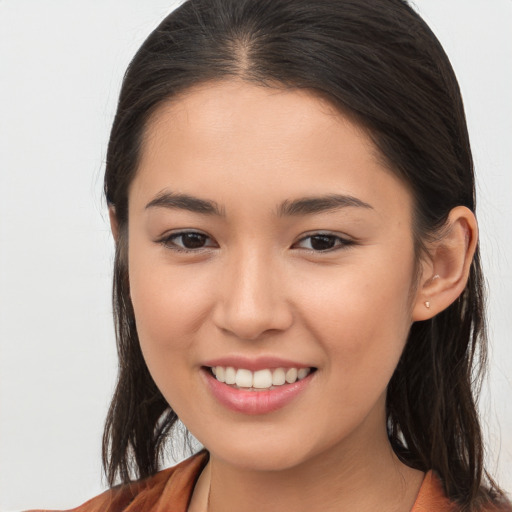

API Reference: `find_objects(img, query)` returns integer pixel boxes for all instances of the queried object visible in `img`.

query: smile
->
[210,366,312,390]
[202,365,317,415]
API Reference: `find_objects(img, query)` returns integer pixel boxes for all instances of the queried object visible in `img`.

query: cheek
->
[295,250,415,377]
[128,258,216,418]
[132,279,206,343]
[127,245,214,370]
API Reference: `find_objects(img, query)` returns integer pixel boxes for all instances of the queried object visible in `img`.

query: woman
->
[34,0,510,510]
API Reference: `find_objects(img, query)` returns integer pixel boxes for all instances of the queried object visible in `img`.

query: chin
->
[213,444,311,472]
[195,424,332,473]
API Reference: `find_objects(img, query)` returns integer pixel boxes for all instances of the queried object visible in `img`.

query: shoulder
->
[412,471,512,512]
[30,450,209,512]
[411,471,459,512]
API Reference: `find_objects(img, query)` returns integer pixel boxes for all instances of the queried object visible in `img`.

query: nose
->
[212,249,294,341]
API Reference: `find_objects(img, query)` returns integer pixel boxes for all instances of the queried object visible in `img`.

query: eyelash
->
[157,231,354,254]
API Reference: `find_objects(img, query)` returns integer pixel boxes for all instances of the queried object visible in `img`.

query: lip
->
[202,355,313,372]
[201,366,315,415]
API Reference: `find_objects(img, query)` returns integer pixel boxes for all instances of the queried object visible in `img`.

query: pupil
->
[311,235,335,251]
[182,233,206,249]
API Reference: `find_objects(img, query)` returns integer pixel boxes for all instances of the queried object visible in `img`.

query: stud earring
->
[425,301,431,308]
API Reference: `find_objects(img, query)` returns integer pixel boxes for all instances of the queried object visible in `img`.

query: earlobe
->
[109,205,120,243]
[412,206,478,321]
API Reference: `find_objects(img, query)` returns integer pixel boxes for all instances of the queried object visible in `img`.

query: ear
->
[108,205,120,243]
[412,206,478,321]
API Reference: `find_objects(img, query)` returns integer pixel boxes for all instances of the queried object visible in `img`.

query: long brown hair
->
[102,1,509,509]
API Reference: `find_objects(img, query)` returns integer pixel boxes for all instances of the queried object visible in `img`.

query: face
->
[126,81,420,471]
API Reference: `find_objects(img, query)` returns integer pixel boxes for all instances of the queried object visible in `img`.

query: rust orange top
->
[31,451,507,512]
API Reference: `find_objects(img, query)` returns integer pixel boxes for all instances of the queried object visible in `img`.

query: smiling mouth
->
[205,366,317,391]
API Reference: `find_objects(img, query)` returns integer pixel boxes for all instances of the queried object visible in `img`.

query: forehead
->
[130,80,412,221]
[142,80,359,160]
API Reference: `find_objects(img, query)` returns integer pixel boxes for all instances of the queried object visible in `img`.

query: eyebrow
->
[277,194,373,216]
[145,190,373,217]
[145,191,226,216]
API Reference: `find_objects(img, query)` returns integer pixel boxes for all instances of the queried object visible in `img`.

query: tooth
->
[235,369,253,388]
[225,366,236,385]
[272,368,286,386]
[216,366,225,383]
[253,369,272,389]
[215,366,310,387]
[285,368,298,383]
[297,368,310,380]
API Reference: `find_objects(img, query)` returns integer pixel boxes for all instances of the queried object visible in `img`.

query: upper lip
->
[202,356,314,372]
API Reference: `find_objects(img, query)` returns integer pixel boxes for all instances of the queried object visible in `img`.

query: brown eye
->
[160,231,215,252]
[294,233,353,252]
[309,235,337,251]
[178,233,208,249]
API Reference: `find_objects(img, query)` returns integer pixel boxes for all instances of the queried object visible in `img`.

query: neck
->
[196,418,424,512]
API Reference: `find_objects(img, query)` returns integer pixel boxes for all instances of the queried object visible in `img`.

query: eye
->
[158,231,351,253]
[293,233,353,252]
[159,231,216,252]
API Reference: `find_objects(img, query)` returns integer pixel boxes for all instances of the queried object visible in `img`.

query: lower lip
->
[201,368,314,415]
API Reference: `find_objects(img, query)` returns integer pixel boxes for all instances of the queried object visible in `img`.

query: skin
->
[118,80,477,511]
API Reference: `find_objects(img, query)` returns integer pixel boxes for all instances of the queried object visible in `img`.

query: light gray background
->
[0,1,511,510]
